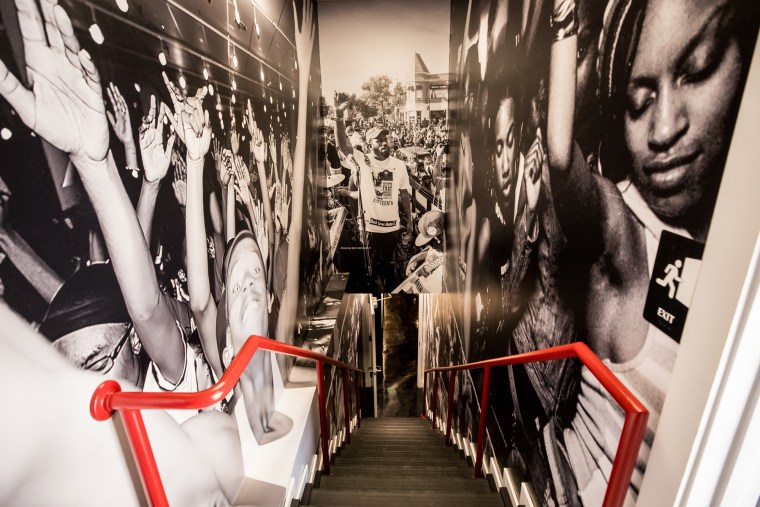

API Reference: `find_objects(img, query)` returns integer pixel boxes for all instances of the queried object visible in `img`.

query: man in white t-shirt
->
[336,112,413,292]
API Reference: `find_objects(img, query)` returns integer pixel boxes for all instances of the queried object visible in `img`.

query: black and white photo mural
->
[440,0,758,504]
[317,0,451,295]
[0,0,331,504]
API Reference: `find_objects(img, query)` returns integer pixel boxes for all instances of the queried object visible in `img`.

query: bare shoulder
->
[181,410,243,502]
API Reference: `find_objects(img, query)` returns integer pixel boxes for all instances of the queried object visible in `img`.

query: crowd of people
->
[448,0,757,504]
[0,0,321,504]
[324,109,449,294]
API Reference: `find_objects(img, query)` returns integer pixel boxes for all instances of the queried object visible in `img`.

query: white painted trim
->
[519,481,537,507]
[503,468,521,506]
[309,454,318,482]
[490,457,502,489]
[282,476,295,507]
[638,37,760,506]
[675,235,760,506]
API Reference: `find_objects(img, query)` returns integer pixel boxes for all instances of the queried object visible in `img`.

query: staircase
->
[303,417,504,506]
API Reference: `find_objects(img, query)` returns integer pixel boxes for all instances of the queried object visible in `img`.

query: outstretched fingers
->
[0,61,34,127]
[40,0,64,53]
[15,0,47,50]
[77,49,101,95]
[53,4,82,68]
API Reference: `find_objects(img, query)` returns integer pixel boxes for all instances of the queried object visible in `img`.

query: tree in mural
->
[359,75,399,126]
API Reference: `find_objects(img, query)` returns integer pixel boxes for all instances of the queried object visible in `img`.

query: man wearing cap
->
[335,103,413,293]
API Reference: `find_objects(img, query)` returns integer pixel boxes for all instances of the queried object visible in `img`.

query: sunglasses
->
[83,323,133,374]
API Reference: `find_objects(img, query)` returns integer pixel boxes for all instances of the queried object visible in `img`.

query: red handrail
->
[91,335,363,507]
[422,341,648,507]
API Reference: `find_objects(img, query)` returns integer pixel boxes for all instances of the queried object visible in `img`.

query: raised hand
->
[162,73,211,161]
[162,71,188,144]
[230,128,240,156]
[280,135,293,179]
[268,132,278,174]
[275,186,291,234]
[106,82,134,148]
[172,179,187,208]
[250,201,269,268]
[246,99,256,137]
[524,129,545,212]
[334,94,350,117]
[180,86,211,162]
[220,148,234,186]
[0,0,108,167]
[139,97,176,182]
[250,120,267,165]
[234,155,251,188]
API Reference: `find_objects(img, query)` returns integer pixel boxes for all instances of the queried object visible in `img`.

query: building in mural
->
[396,53,452,124]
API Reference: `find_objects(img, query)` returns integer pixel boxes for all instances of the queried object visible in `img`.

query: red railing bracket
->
[90,379,122,421]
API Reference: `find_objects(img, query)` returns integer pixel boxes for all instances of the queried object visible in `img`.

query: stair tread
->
[332,456,470,466]
[318,476,492,493]
[305,419,501,506]
[329,465,474,478]
[307,489,503,507]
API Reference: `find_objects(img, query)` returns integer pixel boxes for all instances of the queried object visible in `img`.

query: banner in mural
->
[441,0,758,504]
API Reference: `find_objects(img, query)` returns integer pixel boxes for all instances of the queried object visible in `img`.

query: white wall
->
[637,37,760,506]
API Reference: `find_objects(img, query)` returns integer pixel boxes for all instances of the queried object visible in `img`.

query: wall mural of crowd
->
[429,0,759,505]
[0,0,333,504]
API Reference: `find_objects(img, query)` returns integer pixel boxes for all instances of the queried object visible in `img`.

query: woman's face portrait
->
[493,97,517,220]
[624,0,742,225]
[226,236,268,350]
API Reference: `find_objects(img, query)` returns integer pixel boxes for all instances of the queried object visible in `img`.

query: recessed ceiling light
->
[1,128,12,140]
[134,83,141,92]
[208,84,215,96]
[115,0,129,13]
[158,50,167,66]
[232,54,239,68]
[178,74,187,90]
[203,67,209,80]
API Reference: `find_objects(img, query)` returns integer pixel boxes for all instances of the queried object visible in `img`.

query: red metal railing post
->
[445,370,456,446]
[122,409,169,507]
[431,370,439,430]
[342,369,351,445]
[474,366,492,478]
[603,412,649,507]
[355,370,362,428]
[422,370,428,418]
[316,360,330,475]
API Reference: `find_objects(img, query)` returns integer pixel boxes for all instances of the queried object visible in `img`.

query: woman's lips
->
[643,150,701,193]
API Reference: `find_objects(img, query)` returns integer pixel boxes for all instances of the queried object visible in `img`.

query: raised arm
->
[334,99,353,155]
[0,0,184,382]
[136,97,175,244]
[546,0,578,173]
[106,82,139,175]
[168,79,223,379]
